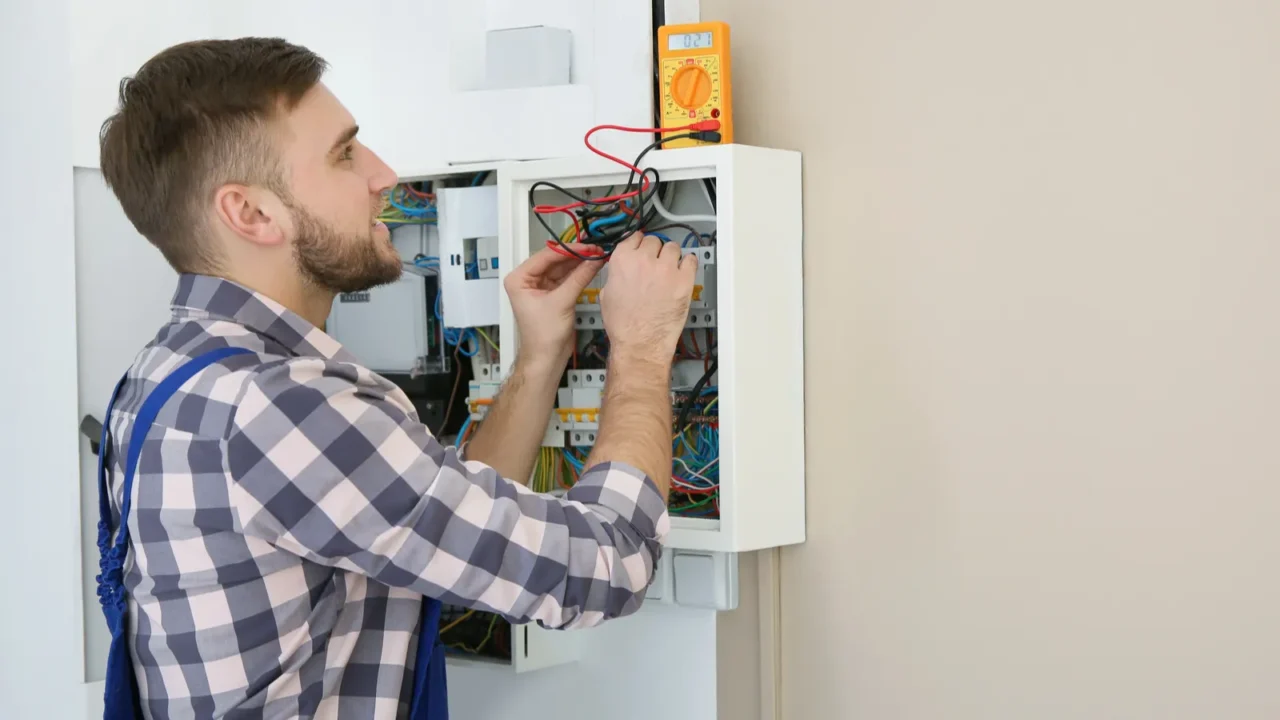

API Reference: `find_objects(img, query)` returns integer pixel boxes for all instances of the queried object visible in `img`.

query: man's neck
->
[220,271,334,329]
[279,284,336,329]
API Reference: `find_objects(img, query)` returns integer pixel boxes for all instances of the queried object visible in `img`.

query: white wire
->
[651,185,717,224]
[673,456,719,488]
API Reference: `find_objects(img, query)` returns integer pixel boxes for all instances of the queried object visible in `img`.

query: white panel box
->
[444,613,581,674]
[640,550,739,612]
[437,184,501,328]
[485,25,572,90]
[439,0,653,164]
[326,273,430,375]
[497,144,806,553]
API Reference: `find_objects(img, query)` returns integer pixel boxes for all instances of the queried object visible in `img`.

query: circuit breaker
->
[437,184,501,328]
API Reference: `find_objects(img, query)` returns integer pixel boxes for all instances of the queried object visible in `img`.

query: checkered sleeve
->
[225,357,670,630]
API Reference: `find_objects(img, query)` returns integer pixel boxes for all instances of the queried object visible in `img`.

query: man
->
[96,37,696,718]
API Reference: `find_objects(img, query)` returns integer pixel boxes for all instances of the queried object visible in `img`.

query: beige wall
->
[709,1,1280,717]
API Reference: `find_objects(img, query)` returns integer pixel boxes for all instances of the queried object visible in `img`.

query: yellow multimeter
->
[657,21,733,148]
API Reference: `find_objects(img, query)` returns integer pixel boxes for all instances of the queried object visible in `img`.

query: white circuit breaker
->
[437,184,501,328]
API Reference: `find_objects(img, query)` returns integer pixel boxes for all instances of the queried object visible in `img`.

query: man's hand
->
[465,245,601,485]
[600,233,698,365]
[583,233,698,498]
[503,244,604,370]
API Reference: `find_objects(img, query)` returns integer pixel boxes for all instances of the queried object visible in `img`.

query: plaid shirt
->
[103,273,668,719]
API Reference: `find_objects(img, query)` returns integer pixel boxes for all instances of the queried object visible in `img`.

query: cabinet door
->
[512,623,583,673]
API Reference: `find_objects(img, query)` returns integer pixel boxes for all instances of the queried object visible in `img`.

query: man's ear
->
[213,183,288,248]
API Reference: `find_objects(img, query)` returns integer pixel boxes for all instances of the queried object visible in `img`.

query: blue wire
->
[389,194,436,217]
[589,213,628,234]
[417,257,478,355]
[455,415,472,443]
[563,450,586,473]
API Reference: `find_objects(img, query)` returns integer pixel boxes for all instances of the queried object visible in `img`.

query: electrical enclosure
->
[498,143,806,554]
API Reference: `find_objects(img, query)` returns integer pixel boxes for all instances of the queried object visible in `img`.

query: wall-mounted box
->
[497,144,806,553]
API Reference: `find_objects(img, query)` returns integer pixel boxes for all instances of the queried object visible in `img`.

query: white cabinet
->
[496,143,806,554]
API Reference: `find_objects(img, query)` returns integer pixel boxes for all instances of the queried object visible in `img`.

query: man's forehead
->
[282,82,356,149]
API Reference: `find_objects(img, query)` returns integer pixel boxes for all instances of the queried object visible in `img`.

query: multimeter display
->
[657,21,733,148]
[668,31,713,50]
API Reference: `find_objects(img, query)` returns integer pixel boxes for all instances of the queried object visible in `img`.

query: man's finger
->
[681,251,699,278]
[613,232,645,254]
[522,243,603,276]
[554,257,603,297]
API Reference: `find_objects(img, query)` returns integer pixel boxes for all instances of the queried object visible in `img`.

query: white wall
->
[71,0,655,175]
[70,0,218,167]
[705,0,1280,717]
[72,0,448,173]
[0,0,84,717]
[73,168,177,680]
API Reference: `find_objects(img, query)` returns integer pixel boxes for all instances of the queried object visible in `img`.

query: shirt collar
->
[170,273,357,363]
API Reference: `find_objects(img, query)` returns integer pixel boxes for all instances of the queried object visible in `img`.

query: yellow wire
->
[438,609,475,636]
[474,326,500,352]
[560,219,578,243]
[676,397,718,437]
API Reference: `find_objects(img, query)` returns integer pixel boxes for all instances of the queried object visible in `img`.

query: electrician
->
[92,37,696,719]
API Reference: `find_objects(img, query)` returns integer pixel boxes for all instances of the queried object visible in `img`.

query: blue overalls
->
[95,347,449,719]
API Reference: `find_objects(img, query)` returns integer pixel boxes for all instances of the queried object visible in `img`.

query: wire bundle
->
[671,384,719,517]
[531,120,721,261]
[379,183,436,226]
[439,607,505,658]
[379,172,491,228]
[530,447,583,493]
[410,256,499,357]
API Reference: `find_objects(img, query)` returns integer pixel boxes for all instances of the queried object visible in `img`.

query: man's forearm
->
[462,355,562,485]
[584,351,673,500]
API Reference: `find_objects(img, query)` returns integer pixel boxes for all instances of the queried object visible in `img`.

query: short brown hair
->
[99,37,327,273]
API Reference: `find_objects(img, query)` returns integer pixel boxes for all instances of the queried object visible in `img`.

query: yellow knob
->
[670,65,713,110]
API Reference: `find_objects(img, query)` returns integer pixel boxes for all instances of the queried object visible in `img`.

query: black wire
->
[529,169,660,261]
[676,357,717,433]
[701,178,717,210]
[529,133,700,261]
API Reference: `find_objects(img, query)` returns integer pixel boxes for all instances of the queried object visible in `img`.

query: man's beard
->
[286,200,403,295]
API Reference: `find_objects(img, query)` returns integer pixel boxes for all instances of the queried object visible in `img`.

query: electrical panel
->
[437,184,501,328]
[325,272,436,376]
[498,143,806,554]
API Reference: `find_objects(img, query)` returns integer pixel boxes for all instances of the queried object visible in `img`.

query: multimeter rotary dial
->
[670,64,714,110]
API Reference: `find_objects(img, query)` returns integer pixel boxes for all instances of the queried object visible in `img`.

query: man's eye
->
[340,144,354,161]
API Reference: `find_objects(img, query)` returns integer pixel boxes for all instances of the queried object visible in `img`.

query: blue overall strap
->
[408,596,449,719]
[96,346,254,719]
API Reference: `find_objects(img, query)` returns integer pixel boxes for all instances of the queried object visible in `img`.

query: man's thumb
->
[563,257,603,293]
